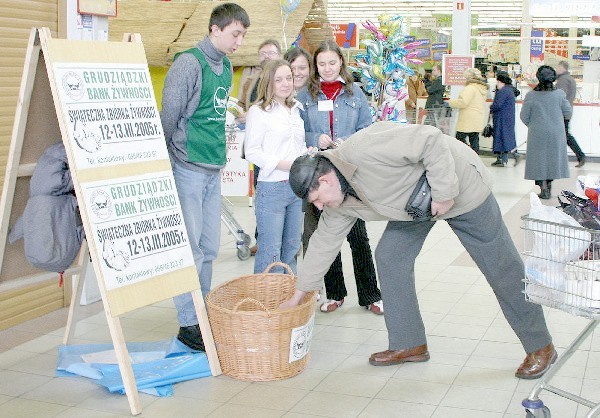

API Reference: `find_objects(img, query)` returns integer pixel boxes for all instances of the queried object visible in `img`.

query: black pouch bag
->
[405,172,432,221]
[482,123,493,138]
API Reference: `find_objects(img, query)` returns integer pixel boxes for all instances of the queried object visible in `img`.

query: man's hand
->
[279,289,307,310]
[318,134,334,149]
[431,199,454,217]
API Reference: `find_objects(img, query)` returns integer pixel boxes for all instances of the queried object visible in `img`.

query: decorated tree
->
[355,15,423,122]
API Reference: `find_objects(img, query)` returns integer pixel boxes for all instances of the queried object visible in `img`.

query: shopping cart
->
[221,121,252,261]
[520,215,600,417]
[221,196,252,260]
[424,105,455,135]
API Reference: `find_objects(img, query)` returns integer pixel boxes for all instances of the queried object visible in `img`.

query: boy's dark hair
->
[208,3,250,33]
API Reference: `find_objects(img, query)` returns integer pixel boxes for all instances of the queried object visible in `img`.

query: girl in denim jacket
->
[297,40,383,314]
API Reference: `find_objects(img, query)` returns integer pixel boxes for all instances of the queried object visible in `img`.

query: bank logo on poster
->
[62,71,85,101]
[90,189,113,220]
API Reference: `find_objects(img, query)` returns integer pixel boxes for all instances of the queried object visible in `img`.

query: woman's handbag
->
[405,172,432,221]
[482,114,493,138]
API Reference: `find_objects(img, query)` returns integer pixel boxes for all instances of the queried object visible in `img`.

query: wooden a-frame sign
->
[10,27,221,415]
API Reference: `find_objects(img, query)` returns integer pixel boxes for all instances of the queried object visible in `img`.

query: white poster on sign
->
[53,63,169,169]
[81,171,195,290]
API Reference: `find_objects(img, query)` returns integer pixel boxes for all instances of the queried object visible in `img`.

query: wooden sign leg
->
[63,241,90,345]
[105,315,142,416]
[192,289,222,376]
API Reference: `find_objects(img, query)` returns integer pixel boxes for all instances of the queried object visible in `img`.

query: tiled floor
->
[1,156,599,417]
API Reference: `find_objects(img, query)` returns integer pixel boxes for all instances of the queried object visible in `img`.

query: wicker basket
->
[206,262,317,381]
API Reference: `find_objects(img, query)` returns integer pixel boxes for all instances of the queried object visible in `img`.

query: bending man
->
[282,122,555,379]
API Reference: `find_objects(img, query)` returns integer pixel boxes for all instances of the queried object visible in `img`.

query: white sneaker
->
[320,298,344,313]
[366,300,384,315]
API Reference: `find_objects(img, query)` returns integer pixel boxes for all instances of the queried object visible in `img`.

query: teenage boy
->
[160,3,250,351]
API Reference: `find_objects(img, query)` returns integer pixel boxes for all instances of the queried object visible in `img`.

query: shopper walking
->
[424,64,445,109]
[297,39,383,314]
[424,64,446,126]
[520,65,572,200]
[490,71,520,167]
[448,68,488,153]
[555,61,586,167]
[406,73,428,123]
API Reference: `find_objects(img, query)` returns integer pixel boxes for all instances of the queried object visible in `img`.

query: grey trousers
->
[374,194,552,354]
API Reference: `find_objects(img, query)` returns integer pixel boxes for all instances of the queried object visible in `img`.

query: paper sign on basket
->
[288,314,315,363]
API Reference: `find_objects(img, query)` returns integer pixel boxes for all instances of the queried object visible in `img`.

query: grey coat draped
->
[520,89,572,181]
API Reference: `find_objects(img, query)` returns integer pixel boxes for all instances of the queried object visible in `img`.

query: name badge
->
[318,100,334,111]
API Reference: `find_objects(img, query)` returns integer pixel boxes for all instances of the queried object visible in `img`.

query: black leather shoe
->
[515,343,557,379]
[177,324,205,351]
[369,344,430,366]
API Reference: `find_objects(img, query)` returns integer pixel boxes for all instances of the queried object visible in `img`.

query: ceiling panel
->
[326,0,593,29]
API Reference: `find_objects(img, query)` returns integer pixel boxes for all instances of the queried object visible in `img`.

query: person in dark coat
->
[556,61,586,167]
[520,66,572,200]
[425,64,445,108]
[423,64,446,126]
[490,72,520,167]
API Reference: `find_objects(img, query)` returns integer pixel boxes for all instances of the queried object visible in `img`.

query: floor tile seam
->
[17,390,89,408]
[315,323,380,334]
[306,383,390,405]
[0,376,53,399]
[279,370,344,417]
[427,330,492,341]
[0,398,71,415]
[312,323,383,334]
[370,379,453,408]
[354,386,430,417]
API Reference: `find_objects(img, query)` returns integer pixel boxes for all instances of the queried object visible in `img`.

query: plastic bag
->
[576,175,600,210]
[524,193,592,301]
[558,190,600,230]
[528,192,591,263]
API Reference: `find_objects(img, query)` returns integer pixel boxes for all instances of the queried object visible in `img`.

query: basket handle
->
[262,262,294,276]
[233,297,271,315]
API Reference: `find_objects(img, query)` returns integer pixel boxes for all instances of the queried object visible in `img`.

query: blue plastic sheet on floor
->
[56,338,212,396]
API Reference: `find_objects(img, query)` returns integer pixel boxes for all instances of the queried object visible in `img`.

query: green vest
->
[176,48,231,165]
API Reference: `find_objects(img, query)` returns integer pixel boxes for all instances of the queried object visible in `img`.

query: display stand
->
[0,28,89,331]
[9,27,221,415]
